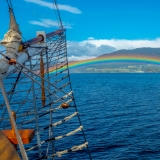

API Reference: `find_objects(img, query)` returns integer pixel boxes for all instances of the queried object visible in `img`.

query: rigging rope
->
[5,0,11,9]
[41,142,88,159]
[29,58,42,158]
[52,0,60,28]
[6,0,17,23]
[0,76,28,160]
[12,59,72,99]
[53,0,63,29]
[12,91,73,119]
[41,112,78,131]
[26,126,83,151]
[8,0,13,10]
[64,33,93,160]
[0,13,92,158]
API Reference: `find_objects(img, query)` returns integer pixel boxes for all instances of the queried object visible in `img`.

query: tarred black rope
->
[9,0,13,10]
[6,0,17,22]
[5,0,11,9]
[64,31,93,160]
[53,0,63,29]
[10,67,22,93]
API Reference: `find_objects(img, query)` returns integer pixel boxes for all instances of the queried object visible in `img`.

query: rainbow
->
[49,54,160,74]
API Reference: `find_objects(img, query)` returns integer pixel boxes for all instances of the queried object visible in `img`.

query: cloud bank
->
[67,38,160,61]
[67,40,116,61]
[29,19,72,28]
[83,38,160,50]
[24,0,81,14]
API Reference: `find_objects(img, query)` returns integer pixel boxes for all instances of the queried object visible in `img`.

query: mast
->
[9,8,20,33]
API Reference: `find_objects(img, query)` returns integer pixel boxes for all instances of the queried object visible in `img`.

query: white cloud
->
[68,55,96,61]
[67,38,160,61]
[67,41,116,60]
[29,19,72,28]
[24,0,81,14]
[87,37,95,40]
[82,38,160,50]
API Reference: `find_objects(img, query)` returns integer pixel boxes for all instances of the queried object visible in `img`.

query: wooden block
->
[1,129,35,144]
[0,131,20,160]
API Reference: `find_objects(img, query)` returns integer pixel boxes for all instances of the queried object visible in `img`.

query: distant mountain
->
[69,47,160,73]
[99,47,160,57]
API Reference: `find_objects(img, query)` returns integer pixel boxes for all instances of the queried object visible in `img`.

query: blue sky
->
[1,0,160,60]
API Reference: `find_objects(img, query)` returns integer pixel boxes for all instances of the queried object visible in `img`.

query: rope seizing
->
[41,142,89,159]
[26,126,83,151]
[41,112,78,131]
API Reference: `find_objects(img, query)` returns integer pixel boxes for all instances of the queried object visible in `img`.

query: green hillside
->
[69,48,160,73]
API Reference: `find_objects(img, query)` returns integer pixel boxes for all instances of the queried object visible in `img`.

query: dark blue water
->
[70,73,160,160]
[1,73,160,160]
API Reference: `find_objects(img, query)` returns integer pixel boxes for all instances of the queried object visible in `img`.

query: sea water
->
[2,73,160,160]
[69,73,160,160]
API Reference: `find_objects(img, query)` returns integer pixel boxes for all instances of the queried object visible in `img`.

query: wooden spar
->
[18,29,64,51]
[27,29,64,45]
[40,55,45,106]
[46,29,64,38]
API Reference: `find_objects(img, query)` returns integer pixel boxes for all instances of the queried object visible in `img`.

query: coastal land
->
[69,48,160,73]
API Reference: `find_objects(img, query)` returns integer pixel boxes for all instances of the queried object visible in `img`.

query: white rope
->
[62,91,73,99]
[52,112,78,127]
[17,98,74,126]
[52,91,73,104]
[47,98,73,113]
[54,135,63,140]
[52,142,88,158]
[26,125,83,151]
[55,125,83,140]
[0,76,28,160]
[64,112,78,121]
[66,126,83,137]
[18,91,72,118]
[56,150,68,158]
[71,142,88,151]
[65,98,73,104]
